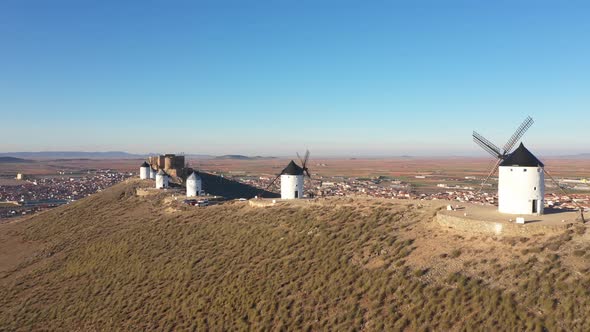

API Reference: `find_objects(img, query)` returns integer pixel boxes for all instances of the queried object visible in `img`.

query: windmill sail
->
[472,116,534,193]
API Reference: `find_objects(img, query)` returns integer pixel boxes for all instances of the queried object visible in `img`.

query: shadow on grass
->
[542,207,578,215]
[200,172,280,199]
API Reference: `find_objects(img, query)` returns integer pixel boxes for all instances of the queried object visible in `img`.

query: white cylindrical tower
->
[280,160,304,199]
[497,143,545,215]
[156,169,169,189]
[186,171,202,197]
[139,162,150,179]
[149,167,156,179]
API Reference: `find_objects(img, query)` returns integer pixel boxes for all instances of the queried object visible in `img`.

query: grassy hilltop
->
[1,180,590,331]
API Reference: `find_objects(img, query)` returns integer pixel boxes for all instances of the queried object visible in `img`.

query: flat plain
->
[2,156,589,178]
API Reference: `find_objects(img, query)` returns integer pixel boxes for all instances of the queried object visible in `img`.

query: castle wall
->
[148,155,186,179]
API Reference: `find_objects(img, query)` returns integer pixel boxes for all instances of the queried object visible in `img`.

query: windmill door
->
[532,200,538,213]
[295,191,299,198]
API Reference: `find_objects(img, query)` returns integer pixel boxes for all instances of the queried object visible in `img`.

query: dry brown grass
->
[0,180,589,331]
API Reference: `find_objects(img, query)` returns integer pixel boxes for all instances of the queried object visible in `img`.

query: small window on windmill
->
[510,169,513,172]
[534,187,537,191]
[524,169,527,172]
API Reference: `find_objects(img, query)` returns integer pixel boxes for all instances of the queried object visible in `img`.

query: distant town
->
[1,158,589,221]
[0,170,132,219]
[232,173,590,212]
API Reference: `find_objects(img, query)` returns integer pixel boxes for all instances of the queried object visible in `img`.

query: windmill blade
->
[258,171,283,198]
[265,173,282,191]
[473,131,502,158]
[543,168,586,222]
[304,169,311,179]
[477,158,502,194]
[296,152,305,167]
[302,150,310,169]
[481,157,499,180]
[503,116,534,153]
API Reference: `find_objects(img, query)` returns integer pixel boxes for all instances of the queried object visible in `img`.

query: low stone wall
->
[436,212,574,236]
[0,201,20,207]
[248,198,319,208]
[249,199,278,208]
[136,188,183,197]
[136,188,161,197]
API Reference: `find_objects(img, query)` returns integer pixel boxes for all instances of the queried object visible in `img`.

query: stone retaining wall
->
[249,199,277,208]
[436,212,574,236]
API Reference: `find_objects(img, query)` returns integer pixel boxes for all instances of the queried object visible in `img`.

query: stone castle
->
[148,154,186,178]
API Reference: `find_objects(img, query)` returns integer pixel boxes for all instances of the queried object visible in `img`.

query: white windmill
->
[139,162,150,179]
[265,150,311,199]
[473,116,545,215]
[155,169,169,189]
[186,171,202,197]
[149,166,157,179]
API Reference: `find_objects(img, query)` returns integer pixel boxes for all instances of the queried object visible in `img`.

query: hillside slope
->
[1,180,590,331]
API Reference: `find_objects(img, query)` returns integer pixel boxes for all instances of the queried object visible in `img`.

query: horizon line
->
[1,150,589,159]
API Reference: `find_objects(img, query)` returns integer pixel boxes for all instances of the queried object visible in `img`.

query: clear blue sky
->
[1,0,588,156]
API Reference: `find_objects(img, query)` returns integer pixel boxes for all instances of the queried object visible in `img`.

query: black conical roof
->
[187,170,201,179]
[140,161,150,167]
[282,160,304,175]
[500,143,544,167]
